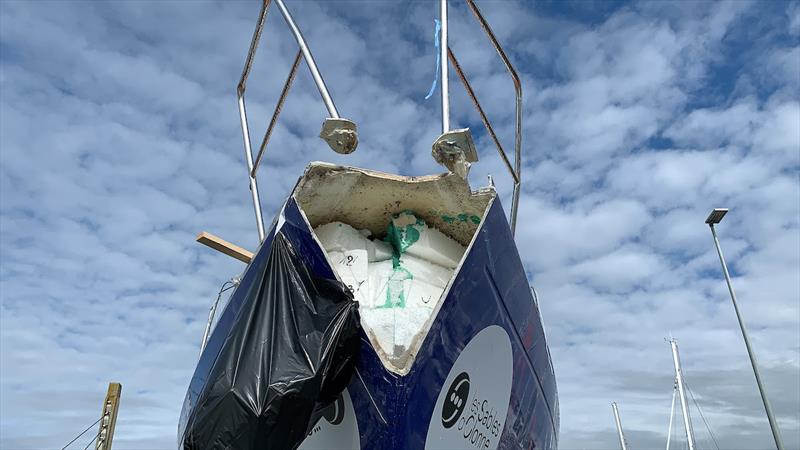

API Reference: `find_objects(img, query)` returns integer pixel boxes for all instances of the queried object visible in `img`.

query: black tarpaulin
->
[180,232,360,450]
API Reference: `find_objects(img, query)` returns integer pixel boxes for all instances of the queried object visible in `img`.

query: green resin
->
[378,211,422,309]
[384,211,422,255]
[441,213,481,225]
[378,256,413,308]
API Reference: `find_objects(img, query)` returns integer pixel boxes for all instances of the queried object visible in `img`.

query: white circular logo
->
[425,325,513,450]
[298,389,360,450]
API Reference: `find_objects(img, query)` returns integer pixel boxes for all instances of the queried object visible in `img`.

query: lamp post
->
[705,208,784,450]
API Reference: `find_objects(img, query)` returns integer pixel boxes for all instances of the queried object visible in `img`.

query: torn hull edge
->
[180,163,559,450]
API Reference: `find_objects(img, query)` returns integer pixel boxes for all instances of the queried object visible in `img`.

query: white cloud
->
[570,246,669,293]
[789,2,800,36]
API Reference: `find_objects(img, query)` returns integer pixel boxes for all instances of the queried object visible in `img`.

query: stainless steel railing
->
[251,50,302,180]
[237,0,358,242]
[236,0,523,240]
[439,0,524,235]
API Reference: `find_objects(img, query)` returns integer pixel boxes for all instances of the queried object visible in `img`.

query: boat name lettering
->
[455,393,502,449]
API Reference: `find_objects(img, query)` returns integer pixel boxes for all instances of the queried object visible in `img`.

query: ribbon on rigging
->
[424,19,442,100]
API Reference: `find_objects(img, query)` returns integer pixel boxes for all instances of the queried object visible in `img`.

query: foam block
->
[369,269,445,310]
[392,308,434,352]
[388,212,465,269]
[398,254,453,288]
[403,278,443,309]
[405,225,465,269]
[315,222,392,263]
[316,215,465,363]
[359,308,395,354]
[327,249,370,305]
[367,239,393,262]
[360,308,435,361]
[367,260,394,308]
[315,221,368,253]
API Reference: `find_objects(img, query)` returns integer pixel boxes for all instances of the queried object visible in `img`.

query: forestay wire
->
[81,429,102,450]
[684,377,721,450]
[666,381,677,450]
[59,417,101,450]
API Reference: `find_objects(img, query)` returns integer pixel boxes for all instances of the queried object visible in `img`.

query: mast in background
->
[95,382,121,450]
[668,339,696,450]
[611,402,629,450]
[665,379,678,450]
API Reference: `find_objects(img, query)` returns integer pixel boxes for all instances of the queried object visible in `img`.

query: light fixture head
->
[705,208,729,224]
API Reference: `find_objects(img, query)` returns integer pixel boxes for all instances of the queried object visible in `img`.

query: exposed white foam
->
[326,249,370,305]
[367,239,393,262]
[399,254,453,288]
[315,221,392,263]
[314,213,466,366]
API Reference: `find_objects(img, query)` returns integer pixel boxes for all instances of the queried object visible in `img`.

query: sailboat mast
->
[611,402,628,450]
[665,380,677,450]
[669,339,696,450]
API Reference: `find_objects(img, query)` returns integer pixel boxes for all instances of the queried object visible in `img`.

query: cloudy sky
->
[1,0,798,449]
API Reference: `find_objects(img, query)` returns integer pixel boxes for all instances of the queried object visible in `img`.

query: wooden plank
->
[196,231,253,263]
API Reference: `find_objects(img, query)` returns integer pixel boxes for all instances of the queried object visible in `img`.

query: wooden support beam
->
[95,382,121,450]
[196,231,254,263]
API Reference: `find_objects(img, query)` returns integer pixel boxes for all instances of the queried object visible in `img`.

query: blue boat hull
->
[181,176,558,449]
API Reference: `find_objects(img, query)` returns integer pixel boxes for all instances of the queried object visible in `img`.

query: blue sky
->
[1,1,798,449]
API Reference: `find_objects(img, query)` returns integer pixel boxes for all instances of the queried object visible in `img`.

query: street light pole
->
[706,208,784,450]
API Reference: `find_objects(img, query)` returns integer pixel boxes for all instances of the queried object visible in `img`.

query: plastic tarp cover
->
[180,233,360,450]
